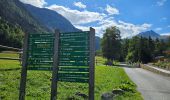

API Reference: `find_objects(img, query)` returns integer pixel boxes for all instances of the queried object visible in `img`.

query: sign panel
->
[27,33,54,70]
[58,31,90,83]
[59,67,89,72]
[19,28,95,100]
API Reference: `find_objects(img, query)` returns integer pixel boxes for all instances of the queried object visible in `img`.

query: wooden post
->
[50,30,59,100]
[19,33,29,100]
[89,27,95,100]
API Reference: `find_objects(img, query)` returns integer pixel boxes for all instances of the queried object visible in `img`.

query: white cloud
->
[22,2,151,38]
[117,21,152,38]
[160,32,170,36]
[74,2,86,9]
[105,5,119,15]
[155,27,162,31]
[47,5,106,25]
[76,18,152,38]
[157,0,167,6]
[19,0,47,8]
[160,17,167,21]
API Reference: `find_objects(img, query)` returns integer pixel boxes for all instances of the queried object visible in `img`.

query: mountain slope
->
[0,0,49,33]
[24,4,80,32]
[137,30,160,39]
[0,17,24,48]
[0,0,51,48]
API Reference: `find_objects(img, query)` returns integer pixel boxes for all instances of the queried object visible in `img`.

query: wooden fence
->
[0,45,22,62]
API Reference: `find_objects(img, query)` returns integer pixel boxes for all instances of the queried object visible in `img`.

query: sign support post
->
[19,33,29,100]
[50,30,59,100]
[89,27,95,100]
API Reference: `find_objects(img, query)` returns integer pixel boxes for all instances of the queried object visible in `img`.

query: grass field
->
[0,53,143,100]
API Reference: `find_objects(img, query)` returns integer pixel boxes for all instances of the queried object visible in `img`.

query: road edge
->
[140,64,170,77]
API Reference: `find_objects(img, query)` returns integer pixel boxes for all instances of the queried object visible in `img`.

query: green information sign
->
[58,31,91,83]
[59,57,89,61]
[59,67,89,72]
[19,28,95,100]
[27,33,54,70]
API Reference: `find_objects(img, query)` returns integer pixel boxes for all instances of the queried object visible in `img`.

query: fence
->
[0,45,22,63]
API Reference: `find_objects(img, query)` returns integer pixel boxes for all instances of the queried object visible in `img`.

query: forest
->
[100,26,170,64]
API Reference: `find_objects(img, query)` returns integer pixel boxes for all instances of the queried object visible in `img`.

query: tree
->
[147,36,155,61]
[126,36,140,63]
[126,36,153,63]
[101,26,121,61]
[120,38,129,61]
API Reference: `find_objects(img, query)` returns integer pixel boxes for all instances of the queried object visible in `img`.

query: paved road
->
[124,67,170,100]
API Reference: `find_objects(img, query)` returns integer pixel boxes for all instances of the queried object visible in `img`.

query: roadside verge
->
[140,64,170,77]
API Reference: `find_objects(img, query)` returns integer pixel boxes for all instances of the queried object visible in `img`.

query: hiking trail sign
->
[27,33,54,70]
[19,27,95,100]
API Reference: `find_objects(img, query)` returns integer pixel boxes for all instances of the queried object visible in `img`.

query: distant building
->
[154,56,165,62]
[163,50,170,55]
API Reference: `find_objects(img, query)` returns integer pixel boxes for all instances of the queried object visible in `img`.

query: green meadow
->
[0,53,143,100]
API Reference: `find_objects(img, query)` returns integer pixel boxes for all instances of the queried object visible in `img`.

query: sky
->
[20,0,170,38]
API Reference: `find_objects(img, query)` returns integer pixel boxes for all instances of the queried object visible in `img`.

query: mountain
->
[0,0,50,48]
[0,0,49,33]
[24,4,80,32]
[0,0,101,50]
[24,4,102,50]
[137,30,160,39]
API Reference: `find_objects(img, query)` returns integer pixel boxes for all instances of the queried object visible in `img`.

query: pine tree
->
[101,26,121,61]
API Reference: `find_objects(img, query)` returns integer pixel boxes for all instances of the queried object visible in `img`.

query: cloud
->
[76,18,152,38]
[47,5,106,25]
[168,25,170,28]
[160,17,167,21]
[105,5,119,15]
[74,2,86,9]
[160,32,170,36]
[155,27,162,31]
[19,0,47,8]
[157,0,167,6]
[24,2,151,38]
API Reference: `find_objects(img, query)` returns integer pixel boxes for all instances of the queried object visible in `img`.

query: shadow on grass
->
[0,68,21,71]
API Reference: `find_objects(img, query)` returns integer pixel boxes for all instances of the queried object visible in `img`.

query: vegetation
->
[120,36,169,63]
[0,17,24,48]
[0,0,49,48]
[101,26,121,62]
[0,53,142,100]
[153,62,170,70]
[100,26,169,64]
[0,52,19,58]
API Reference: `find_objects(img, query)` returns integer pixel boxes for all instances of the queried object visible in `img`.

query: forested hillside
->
[0,0,49,33]
[0,0,49,48]
[0,17,23,48]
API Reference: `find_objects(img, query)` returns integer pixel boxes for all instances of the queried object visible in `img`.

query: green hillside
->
[0,0,49,48]
[0,17,23,48]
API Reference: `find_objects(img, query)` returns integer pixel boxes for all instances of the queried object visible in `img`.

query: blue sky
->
[20,0,170,38]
